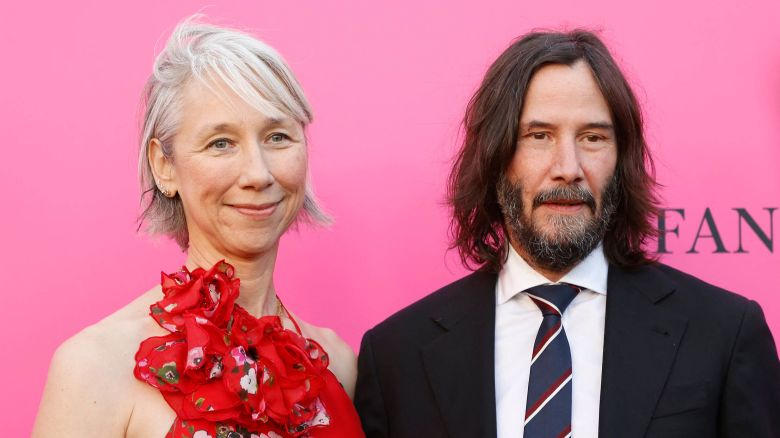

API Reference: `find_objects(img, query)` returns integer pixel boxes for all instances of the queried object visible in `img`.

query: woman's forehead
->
[178,77,296,130]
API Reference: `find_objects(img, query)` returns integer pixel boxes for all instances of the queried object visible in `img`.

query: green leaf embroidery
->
[156,361,180,384]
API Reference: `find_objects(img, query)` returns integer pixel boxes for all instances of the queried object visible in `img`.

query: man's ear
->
[148,138,177,197]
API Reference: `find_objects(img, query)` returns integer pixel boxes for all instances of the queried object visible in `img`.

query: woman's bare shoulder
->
[32,286,167,437]
[67,286,165,361]
[294,317,357,398]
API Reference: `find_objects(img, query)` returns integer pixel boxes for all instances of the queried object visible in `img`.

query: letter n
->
[734,208,776,253]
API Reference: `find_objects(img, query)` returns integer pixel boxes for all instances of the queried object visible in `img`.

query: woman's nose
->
[238,144,275,190]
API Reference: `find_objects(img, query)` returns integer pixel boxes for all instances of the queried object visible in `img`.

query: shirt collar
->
[496,243,609,305]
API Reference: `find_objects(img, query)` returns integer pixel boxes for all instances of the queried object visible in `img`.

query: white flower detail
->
[308,398,331,426]
[230,346,247,366]
[187,346,204,369]
[209,358,223,378]
[261,366,272,384]
[209,283,220,303]
[240,367,258,394]
[192,431,212,438]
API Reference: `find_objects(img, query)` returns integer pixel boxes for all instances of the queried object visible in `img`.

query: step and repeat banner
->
[1,0,778,434]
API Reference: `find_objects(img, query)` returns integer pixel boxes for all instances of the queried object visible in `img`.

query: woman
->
[33,17,365,438]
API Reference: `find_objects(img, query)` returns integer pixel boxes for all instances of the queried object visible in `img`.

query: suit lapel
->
[599,265,688,438]
[421,271,498,438]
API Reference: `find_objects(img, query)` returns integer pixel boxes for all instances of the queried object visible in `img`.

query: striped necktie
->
[523,283,580,438]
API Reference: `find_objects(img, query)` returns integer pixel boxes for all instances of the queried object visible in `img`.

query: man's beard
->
[497,176,618,272]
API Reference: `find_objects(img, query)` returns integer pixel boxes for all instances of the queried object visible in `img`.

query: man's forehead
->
[519,62,614,129]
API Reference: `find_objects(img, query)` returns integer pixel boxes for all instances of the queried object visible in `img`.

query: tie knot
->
[526,283,580,316]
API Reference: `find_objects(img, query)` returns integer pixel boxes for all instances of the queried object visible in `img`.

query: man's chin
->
[532,205,592,223]
[531,225,590,245]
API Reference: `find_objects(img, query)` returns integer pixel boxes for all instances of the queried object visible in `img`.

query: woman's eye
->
[209,139,232,150]
[268,133,289,143]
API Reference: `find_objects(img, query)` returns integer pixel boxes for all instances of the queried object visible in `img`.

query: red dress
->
[134,261,365,438]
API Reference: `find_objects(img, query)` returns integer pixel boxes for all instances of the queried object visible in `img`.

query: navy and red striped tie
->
[523,283,580,438]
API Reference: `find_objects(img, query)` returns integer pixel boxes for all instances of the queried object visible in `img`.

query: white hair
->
[137,15,330,249]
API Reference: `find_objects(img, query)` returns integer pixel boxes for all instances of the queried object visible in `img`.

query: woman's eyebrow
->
[194,117,297,139]
[195,122,236,138]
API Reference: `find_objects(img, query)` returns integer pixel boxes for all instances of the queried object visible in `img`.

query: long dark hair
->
[448,30,660,272]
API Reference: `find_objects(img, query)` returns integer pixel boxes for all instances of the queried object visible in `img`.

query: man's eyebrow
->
[520,120,615,131]
[582,122,614,131]
[521,120,555,130]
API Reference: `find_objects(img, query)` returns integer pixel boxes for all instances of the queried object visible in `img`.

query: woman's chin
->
[232,240,278,258]
[208,232,280,259]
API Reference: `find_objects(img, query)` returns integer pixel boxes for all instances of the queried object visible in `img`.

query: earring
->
[156,181,172,197]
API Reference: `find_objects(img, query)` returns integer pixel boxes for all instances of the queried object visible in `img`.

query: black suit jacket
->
[354,263,780,437]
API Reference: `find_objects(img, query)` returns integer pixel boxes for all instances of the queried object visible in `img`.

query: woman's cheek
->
[272,148,308,189]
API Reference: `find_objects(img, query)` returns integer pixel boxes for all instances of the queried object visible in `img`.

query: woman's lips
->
[229,201,280,218]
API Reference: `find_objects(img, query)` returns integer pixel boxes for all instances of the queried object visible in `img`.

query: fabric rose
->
[222,310,330,433]
[150,261,239,332]
[134,261,332,438]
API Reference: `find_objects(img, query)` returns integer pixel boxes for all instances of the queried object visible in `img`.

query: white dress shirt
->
[495,244,608,438]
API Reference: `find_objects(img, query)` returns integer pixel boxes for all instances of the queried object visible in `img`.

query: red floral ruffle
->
[134,261,333,437]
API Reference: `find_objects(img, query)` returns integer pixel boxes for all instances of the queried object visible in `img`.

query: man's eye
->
[584,135,603,143]
[530,132,547,140]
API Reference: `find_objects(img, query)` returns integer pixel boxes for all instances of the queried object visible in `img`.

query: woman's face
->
[162,79,307,258]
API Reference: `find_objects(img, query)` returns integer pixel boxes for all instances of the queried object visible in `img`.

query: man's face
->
[499,60,619,274]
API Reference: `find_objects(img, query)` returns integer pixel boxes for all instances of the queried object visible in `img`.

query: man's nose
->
[550,138,584,183]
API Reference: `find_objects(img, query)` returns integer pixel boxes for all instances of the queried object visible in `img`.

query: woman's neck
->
[185,241,279,318]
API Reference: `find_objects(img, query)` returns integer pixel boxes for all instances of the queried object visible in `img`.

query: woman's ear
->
[148,138,177,197]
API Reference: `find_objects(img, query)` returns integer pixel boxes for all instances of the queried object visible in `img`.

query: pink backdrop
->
[2,1,779,434]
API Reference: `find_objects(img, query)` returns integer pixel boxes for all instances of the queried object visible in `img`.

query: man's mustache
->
[532,185,597,212]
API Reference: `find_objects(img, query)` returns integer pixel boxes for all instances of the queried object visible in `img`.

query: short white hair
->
[138,15,330,249]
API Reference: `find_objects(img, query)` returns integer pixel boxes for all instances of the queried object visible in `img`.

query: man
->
[354,30,780,438]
